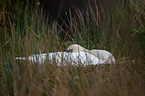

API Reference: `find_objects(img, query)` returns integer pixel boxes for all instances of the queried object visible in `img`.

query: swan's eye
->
[66,49,73,53]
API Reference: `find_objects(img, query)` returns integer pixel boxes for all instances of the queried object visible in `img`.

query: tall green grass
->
[0,0,145,95]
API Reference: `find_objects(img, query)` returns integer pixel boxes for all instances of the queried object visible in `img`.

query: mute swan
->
[16,52,99,66]
[67,44,115,64]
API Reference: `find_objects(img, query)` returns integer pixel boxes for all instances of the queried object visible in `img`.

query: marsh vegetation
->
[0,0,145,95]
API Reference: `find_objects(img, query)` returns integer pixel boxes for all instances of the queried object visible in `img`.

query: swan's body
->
[16,52,99,66]
[67,44,115,64]
[16,44,115,66]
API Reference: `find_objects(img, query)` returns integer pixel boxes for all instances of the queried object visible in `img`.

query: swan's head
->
[67,44,88,53]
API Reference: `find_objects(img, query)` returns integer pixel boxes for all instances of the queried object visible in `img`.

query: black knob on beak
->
[66,49,73,53]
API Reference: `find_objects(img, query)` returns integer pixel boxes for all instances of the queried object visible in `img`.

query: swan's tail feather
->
[16,57,26,60]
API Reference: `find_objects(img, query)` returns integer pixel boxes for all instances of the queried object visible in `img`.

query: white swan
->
[67,44,115,64]
[16,52,99,66]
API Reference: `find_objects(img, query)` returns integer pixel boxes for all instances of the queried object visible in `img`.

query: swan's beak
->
[66,49,73,53]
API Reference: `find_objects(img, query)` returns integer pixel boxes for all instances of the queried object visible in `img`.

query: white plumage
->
[16,52,99,66]
[16,44,115,66]
[67,44,115,64]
